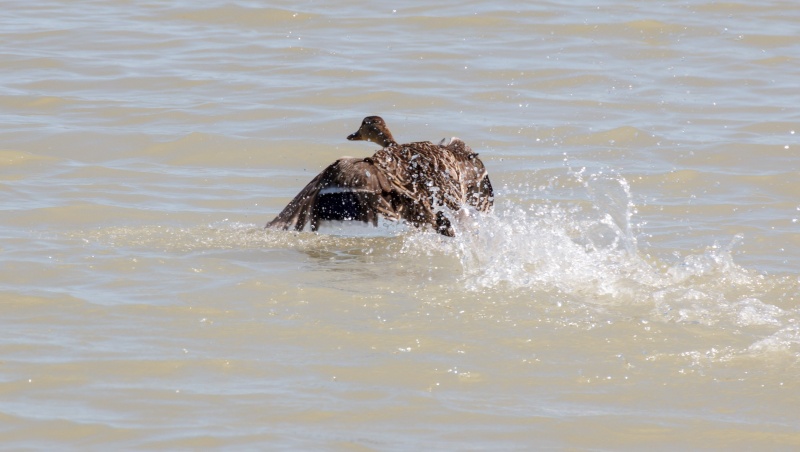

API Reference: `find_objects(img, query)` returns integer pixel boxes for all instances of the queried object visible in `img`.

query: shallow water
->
[1,0,799,449]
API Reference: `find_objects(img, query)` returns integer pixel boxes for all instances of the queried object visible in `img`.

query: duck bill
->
[347,131,363,141]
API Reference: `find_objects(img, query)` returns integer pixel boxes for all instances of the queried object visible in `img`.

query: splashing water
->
[404,169,656,295]
[399,168,798,349]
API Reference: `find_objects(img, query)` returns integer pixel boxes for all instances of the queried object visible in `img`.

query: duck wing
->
[363,140,492,236]
[443,138,494,212]
[377,140,493,212]
[368,143,446,229]
[266,157,396,232]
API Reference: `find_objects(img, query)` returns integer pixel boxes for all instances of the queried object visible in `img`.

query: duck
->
[266,116,493,236]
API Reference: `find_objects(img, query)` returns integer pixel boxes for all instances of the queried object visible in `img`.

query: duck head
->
[347,116,398,147]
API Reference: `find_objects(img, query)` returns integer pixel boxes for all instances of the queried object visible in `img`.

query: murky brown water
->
[1,0,799,449]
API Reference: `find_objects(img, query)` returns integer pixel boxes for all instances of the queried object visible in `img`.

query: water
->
[2,0,799,449]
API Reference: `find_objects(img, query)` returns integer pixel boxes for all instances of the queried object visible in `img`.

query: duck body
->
[266,116,493,236]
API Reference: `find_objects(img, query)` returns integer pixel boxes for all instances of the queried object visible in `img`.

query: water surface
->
[1,0,799,449]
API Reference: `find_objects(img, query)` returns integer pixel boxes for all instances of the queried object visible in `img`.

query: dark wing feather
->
[266,158,394,232]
